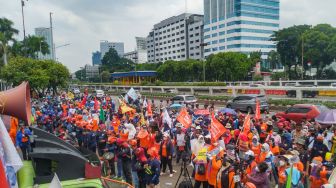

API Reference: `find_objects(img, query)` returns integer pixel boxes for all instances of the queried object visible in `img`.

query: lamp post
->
[200,43,208,82]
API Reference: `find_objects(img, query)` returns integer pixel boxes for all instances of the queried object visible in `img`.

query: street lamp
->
[200,43,208,82]
[55,43,71,61]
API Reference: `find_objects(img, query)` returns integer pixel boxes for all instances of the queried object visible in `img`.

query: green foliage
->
[101,71,110,82]
[10,35,49,59]
[252,75,263,81]
[0,17,19,65]
[136,62,161,71]
[0,57,70,94]
[273,24,336,79]
[267,50,281,70]
[101,48,134,72]
[249,51,262,65]
[271,72,287,80]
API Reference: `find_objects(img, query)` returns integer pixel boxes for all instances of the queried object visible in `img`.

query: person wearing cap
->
[159,133,175,177]
[311,135,329,159]
[146,147,161,188]
[244,150,257,176]
[119,141,133,185]
[309,156,328,188]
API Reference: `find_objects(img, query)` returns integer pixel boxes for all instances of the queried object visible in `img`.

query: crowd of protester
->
[14,90,336,188]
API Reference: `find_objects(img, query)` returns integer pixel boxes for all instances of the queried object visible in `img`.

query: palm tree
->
[0,18,19,65]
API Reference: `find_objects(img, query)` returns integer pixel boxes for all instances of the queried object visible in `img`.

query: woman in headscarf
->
[247,162,270,188]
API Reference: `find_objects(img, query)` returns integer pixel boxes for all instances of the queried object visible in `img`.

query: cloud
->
[0,0,335,72]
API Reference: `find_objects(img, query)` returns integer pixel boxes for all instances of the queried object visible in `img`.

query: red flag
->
[94,97,99,110]
[210,113,226,142]
[255,99,261,120]
[81,95,87,107]
[147,102,153,117]
[243,114,251,134]
[177,108,192,128]
[0,159,9,188]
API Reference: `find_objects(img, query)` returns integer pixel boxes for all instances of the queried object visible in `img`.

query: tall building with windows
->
[203,0,279,60]
[92,51,102,65]
[35,27,55,60]
[100,41,124,58]
[146,13,204,63]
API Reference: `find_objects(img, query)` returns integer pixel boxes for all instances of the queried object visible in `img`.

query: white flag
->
[0,118,23,188]
[126,88,138,101]
[162,108,172,128]
[143,97,148,108]
[49,173,62,188]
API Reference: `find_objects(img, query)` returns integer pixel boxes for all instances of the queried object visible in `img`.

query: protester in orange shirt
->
[159,133,174,177]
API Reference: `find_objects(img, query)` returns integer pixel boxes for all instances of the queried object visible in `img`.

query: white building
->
[146,13,204,63]
[100,41,124,58]
[123,50,148,64]
[85,64,99,79]
[203,0,279,60]
[136,37,147,51]
[35,27,55,60]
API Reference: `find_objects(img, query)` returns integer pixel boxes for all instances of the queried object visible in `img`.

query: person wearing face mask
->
[309,156,328,188]
[277,156,289,188]
[250,136,262,163]
[159,133,174,177]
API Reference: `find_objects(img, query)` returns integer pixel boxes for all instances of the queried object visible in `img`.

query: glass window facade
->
[211,0,218,22]
[204,0,211,24]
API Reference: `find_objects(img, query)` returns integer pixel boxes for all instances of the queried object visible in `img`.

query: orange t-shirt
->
[162,144,167,157]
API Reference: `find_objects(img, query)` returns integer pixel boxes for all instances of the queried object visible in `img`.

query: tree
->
[10,35,49,59]
[0,18,19,65]
[249,51,262,65]
[267,50,280,70]
[101,71,110,82]
[273,25,311,79]
[101,48,134,72]
[0,57,70,95]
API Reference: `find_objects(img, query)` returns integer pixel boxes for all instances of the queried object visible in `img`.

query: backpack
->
[197,163,206,175]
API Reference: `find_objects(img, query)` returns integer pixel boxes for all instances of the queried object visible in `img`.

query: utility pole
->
[301,36,304,79]
[20,0,26,39]
[50,12,55,60]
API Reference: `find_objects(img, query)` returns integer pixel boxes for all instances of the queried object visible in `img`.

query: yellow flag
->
[68,92,74,99]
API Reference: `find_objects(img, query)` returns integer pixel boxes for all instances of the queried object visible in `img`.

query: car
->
[94,89,105,98]
[226,95,269,113]
[331,83,336,87]
[276,104,321,123]
[286,84,318,98]
[171,95,197,104]
[249,84,264,87]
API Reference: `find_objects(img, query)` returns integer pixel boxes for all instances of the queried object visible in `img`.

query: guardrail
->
[70,84,336,100]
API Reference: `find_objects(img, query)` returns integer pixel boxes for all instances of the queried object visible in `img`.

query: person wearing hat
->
[291,124,306,145]
[159,133,175,177]
[146,147,161,188]
[134,147,148,188]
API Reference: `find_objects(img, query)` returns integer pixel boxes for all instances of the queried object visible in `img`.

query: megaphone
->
[0,82,32,125]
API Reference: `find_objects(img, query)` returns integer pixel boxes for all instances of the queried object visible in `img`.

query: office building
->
[100,41,124,58]
[136,37,147,51]
[35,27,55,60]
[123,50,148,64]
[92,51,102,65]
[203,0,279,60]
[85,64,99,79]
[146,13,204,63]
[124,37,148,64]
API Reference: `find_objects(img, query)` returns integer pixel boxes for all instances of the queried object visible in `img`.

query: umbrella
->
[194,109,210,116]
[219,108,237,115]
[170,104,182,109]
[315,109,336,125]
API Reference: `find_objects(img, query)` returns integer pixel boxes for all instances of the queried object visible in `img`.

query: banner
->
[243,114,251,134]
[210,113,226,142]
[94,98,99,111]
[143,97,148,108]
[0,118,23,187]
[80,95,87,107]
[255,99,261,120]
[177,108,192,128]
[118,99,136,114]
[126,88,138,101]
[162,108,172,128]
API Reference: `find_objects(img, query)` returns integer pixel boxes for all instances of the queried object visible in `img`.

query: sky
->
[1,0,335,73]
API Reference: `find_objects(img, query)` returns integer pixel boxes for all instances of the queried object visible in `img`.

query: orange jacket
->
[208,157,222,186]
[270,146,280,156]
[216,168,235,188]
[195,161,207,182]
[278,166,287,184]
[309,166,328,188]
[9,117,18,144]
[246,161,257,175]
[250,144,261,163]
